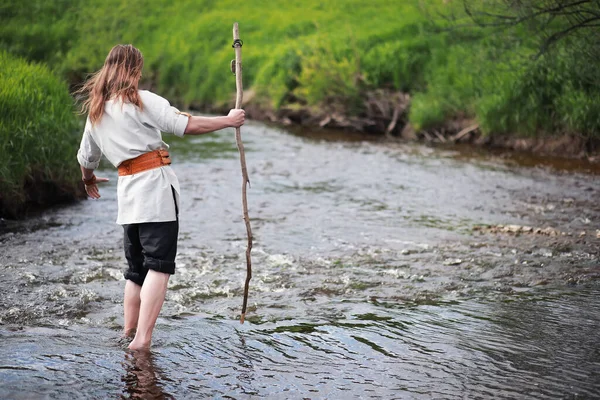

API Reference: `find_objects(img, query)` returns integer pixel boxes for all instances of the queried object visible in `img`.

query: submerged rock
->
[474,224,562,237]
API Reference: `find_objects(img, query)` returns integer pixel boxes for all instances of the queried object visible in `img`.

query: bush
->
[0,51,81,217]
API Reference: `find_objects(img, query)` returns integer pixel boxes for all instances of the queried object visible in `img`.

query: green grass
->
[2,0,598,139]
[0,51,81,217]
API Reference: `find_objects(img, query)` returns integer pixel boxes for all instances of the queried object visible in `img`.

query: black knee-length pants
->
[123,220,179,286]
[122,188,179,286]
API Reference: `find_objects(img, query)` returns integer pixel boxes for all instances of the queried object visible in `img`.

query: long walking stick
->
[232,22,253,324]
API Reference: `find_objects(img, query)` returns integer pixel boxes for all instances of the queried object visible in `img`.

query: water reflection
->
[231,329,258,396]
[121,351,173,399]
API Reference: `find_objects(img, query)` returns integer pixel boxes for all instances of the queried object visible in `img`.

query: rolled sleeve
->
[172,112,189,137]
[77,120,102,169]
[140,90,190,137]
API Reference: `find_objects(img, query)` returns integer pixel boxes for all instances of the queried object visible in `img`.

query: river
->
[1,121,599,398]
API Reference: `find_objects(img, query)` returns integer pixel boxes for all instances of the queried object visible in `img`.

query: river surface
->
[1,121,599,399]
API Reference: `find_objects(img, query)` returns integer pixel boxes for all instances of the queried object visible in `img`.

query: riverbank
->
[220,90,600,162]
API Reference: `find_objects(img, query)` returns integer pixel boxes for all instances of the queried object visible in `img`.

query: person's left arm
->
[77,119,109,199]
[80,166,109,199]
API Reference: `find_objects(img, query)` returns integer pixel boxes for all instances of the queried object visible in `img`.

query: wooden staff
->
[232,22,253,324]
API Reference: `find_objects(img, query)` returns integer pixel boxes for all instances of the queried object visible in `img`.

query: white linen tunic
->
[77,90,190,225]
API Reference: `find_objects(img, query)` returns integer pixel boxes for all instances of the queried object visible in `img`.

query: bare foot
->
[128,339,151,351]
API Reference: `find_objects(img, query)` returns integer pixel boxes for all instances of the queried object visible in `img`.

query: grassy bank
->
[2,0,599,140]
[0,51,82,218]
[2,0,591,141]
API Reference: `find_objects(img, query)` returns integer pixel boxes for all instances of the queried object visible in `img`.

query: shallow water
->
[1,121,599,398]
[2,289,599,399]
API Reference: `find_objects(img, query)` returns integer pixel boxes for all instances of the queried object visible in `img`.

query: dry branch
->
[451,124,479,142]
[232,22,253,324]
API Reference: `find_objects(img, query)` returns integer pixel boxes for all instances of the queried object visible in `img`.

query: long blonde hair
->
[77,44,144,124]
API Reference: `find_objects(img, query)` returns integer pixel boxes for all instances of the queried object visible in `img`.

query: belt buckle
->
[159,150,170,165]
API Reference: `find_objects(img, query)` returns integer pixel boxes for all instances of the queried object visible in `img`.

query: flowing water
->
[1,122,599,399]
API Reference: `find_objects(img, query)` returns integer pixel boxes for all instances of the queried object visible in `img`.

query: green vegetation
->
[0,51,81,217]
[0,0,598,215]
[3,0,599,138]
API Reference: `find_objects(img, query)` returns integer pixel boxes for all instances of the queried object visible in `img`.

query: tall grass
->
[67,0,600,138]
[46,0,449,119]
[0,1,78,66]
[0,51,81,217]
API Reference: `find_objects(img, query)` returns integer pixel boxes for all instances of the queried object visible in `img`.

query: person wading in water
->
[76,44,245,350]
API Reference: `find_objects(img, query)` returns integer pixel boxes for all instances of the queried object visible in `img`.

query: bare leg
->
[128,270,170,350]
[123,280,142,337]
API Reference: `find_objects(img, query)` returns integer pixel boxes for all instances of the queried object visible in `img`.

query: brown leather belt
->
[118,149,171,176]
